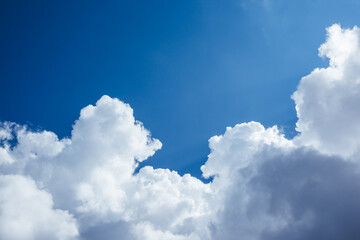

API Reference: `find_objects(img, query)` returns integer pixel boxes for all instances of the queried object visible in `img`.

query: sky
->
[2,0,360,178]
[1,1,360,240]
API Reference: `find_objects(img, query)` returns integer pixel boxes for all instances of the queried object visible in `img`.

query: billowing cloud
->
[1,24,360,239]
[0,96,211,239]
[292,24,360,158]
[203,123,360,240]
[0,175,78,240]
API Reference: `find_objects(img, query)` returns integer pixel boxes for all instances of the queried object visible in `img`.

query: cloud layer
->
[1,24,360,239]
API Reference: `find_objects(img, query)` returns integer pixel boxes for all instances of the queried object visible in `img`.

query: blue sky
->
[2,1,360,239]
[1,0,359,179]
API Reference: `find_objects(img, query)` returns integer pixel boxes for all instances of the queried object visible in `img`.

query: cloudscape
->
[1,23,360,239]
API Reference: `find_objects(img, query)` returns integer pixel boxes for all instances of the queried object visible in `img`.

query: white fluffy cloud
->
[292,24,360,158]
[1,24,360,239]
[0,96,211,239]
[0,175,78,240]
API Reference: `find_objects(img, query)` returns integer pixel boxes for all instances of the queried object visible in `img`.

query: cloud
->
[203,123,360,240]
[1,24,360,239]
[292,24,360,158]
[0,96,211,239]
[0,175,78,240]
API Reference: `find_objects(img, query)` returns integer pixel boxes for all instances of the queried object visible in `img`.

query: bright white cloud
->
[0,96,210,239]
[1,24,360,240]
[0,175,78,240]
[292,24,360,158]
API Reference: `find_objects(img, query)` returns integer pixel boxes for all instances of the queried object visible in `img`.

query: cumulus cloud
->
[0,96,211,239]
[203,124,360,240]
[0,175,78,240]
[1,24,360,239]
[292,24,360,157]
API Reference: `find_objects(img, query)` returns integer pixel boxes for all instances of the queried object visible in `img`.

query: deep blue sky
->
[1,0,359,178]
